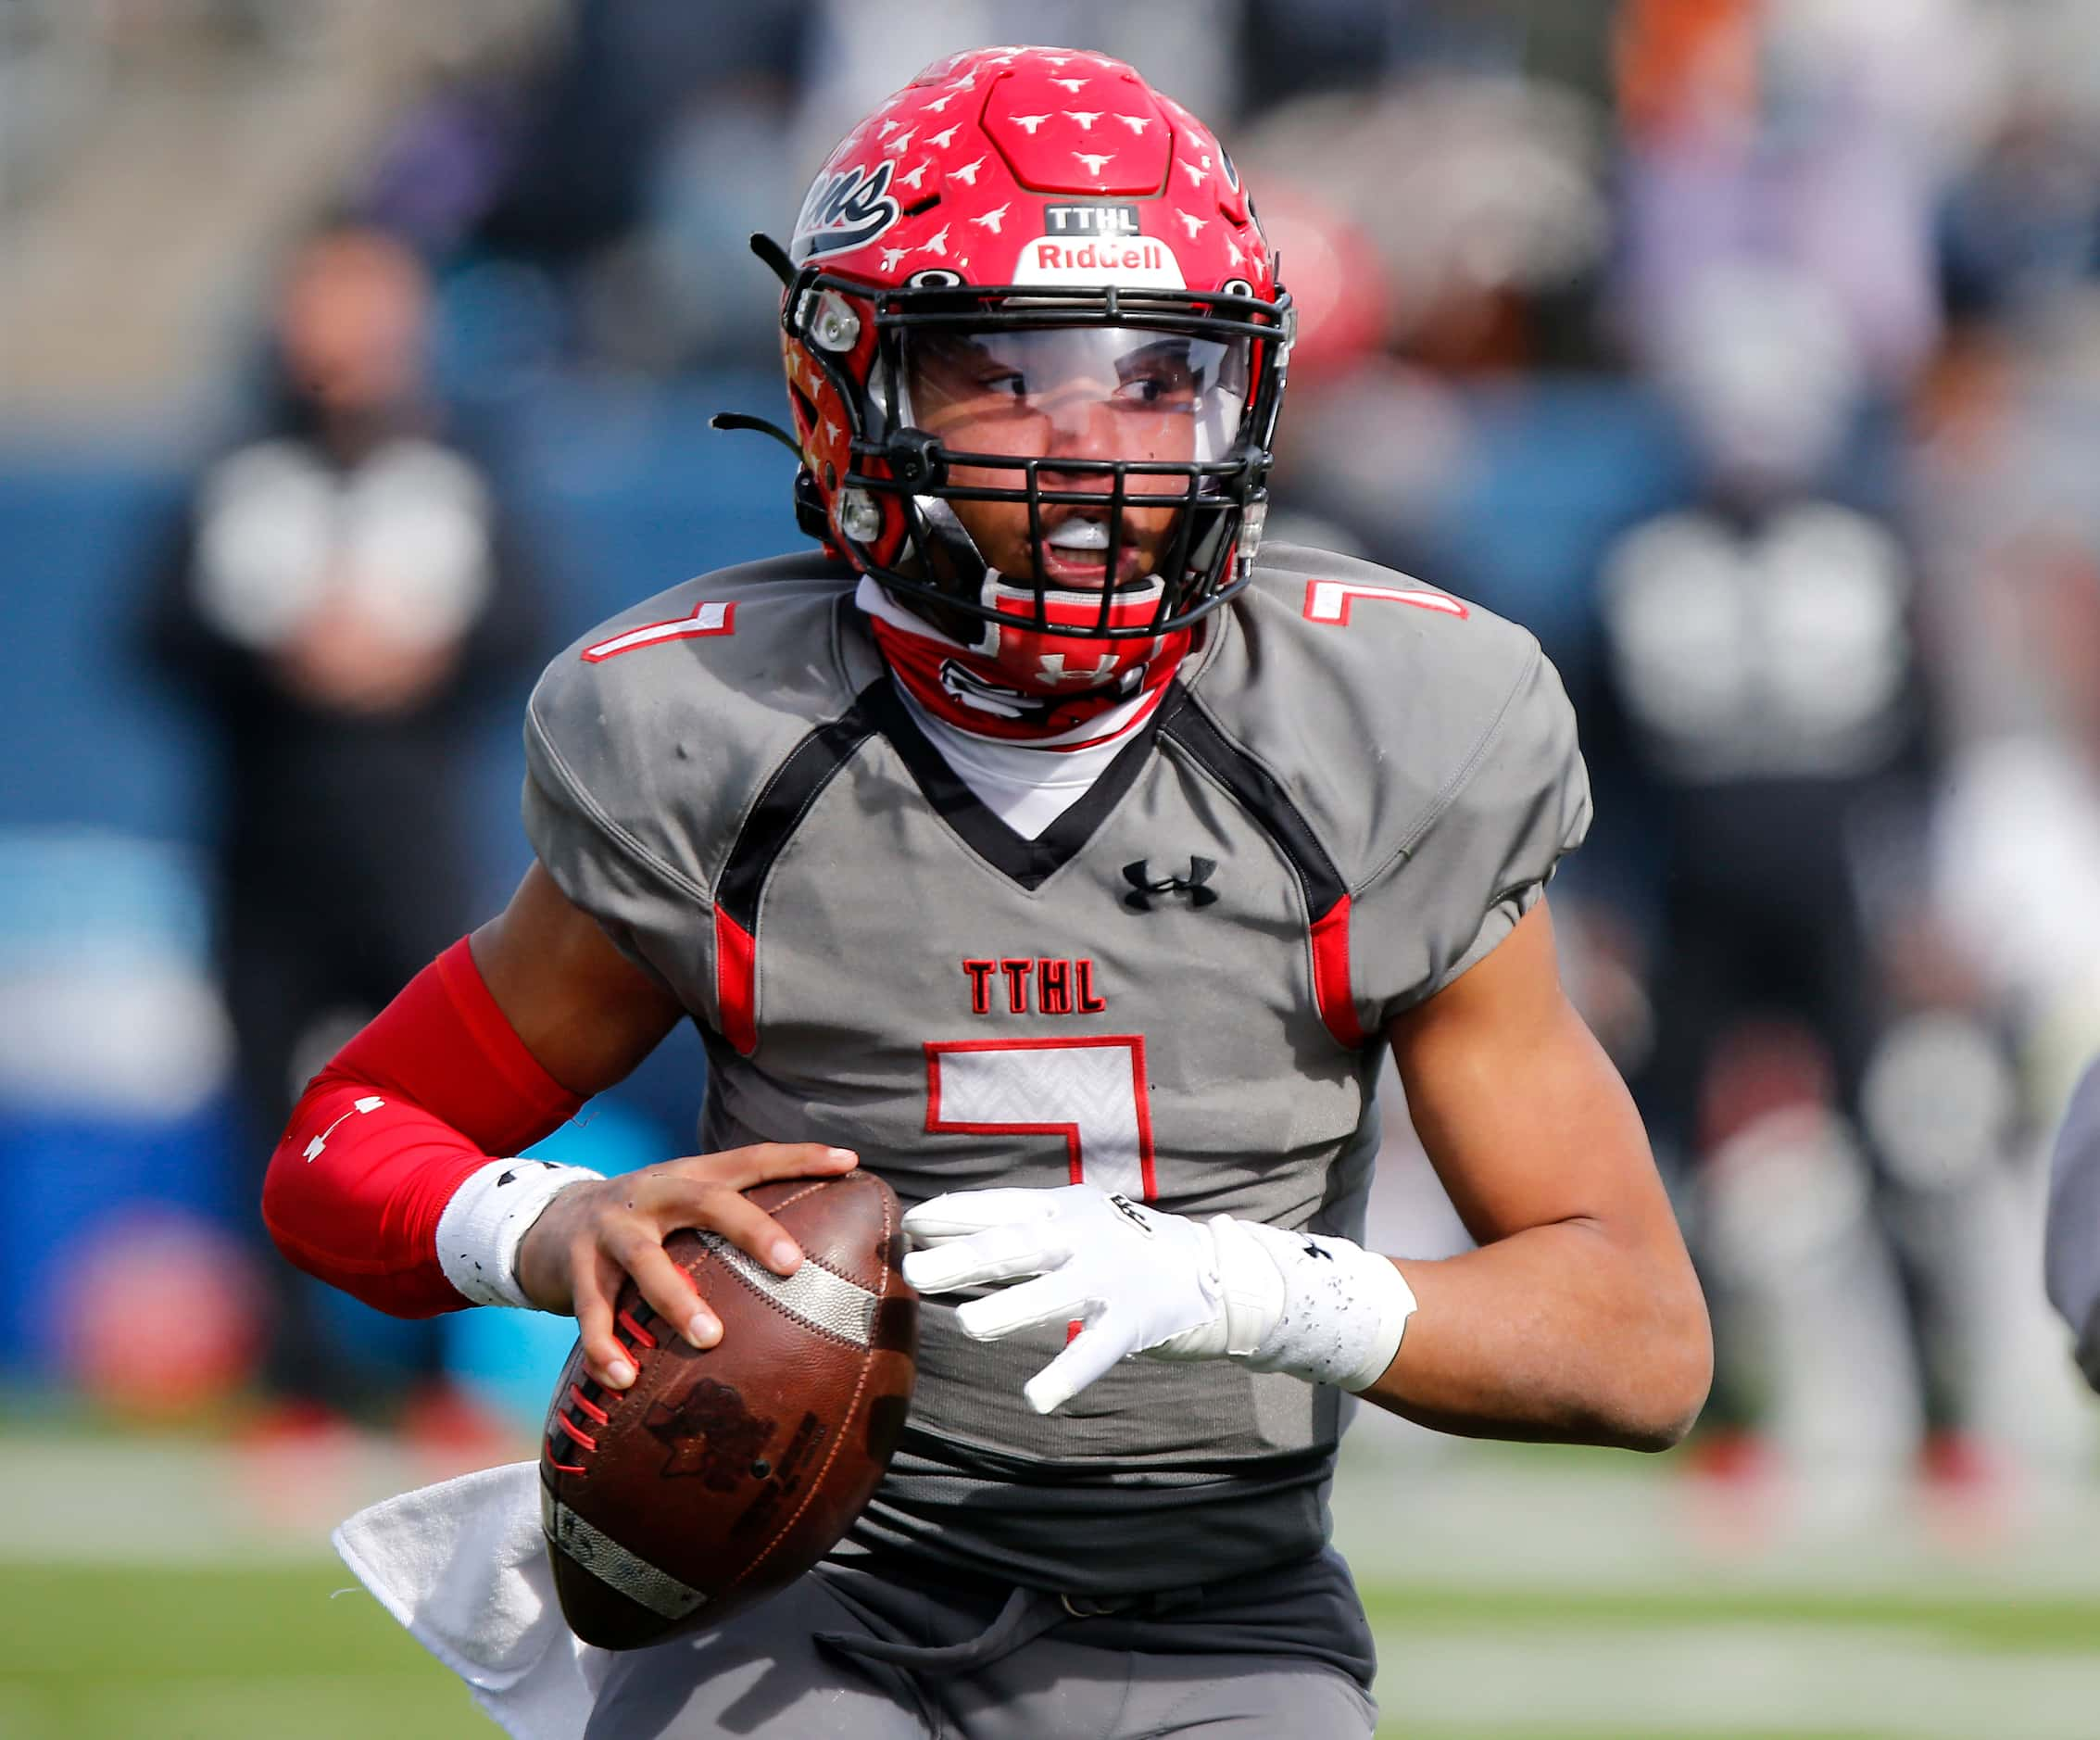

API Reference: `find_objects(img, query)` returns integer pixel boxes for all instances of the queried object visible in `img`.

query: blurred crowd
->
[6,0,2100,1499]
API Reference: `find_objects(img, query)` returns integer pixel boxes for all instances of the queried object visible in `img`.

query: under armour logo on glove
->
[496,1160,562,1189]
[1105,1192,1156,1236]
[1123,856,1218,911]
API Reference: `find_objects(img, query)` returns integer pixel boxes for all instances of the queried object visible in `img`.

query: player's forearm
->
[1359,1220,1711,1451]
[260,939,587,1316]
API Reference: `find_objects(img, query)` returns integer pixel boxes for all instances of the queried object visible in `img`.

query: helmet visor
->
[901,324,1251,468]
[897,323,1252,593]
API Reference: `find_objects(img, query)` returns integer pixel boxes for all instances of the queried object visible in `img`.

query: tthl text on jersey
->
[963,957,1107,1016]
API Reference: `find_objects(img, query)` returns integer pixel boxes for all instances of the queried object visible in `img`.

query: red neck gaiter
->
[859,575,1190,747]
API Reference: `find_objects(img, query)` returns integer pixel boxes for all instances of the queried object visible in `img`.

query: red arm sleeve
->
[260,939,586,1317]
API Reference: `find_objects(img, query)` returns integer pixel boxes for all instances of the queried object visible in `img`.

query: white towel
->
[333,1460,609,1740]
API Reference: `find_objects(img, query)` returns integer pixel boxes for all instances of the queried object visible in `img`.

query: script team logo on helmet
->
[791,162,903,261]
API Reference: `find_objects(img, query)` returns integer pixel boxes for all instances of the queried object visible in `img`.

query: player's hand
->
[902,1184,1251,1415]
[517,1143,859,1390]
[272,590,460,716]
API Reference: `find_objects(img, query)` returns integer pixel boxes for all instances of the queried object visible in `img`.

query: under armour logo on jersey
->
[1122,857,1218,911]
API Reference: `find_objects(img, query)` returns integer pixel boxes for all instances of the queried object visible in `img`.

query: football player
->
[265,46,1710,1738]
[2046,1056,2100,1390]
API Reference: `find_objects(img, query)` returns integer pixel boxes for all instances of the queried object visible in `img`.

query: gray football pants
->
[582,1547,1379,1738]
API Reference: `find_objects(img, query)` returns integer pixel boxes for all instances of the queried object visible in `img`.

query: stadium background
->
[6,1,2100,1734]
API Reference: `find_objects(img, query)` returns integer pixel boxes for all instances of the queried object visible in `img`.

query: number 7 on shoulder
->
[1303,578,1468,625]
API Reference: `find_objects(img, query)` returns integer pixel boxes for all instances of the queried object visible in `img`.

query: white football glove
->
[900,1184,1415,1416]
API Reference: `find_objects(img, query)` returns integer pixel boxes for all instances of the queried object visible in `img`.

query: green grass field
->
[5,1559,2100,1740]
[4,1423,2098,1739]
[0,1561,494,1740]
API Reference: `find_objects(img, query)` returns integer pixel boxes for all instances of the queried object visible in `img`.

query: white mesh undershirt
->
[892,680,1138,839]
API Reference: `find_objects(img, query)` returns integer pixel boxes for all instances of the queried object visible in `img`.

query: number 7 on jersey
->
[925,1037,1158,1201]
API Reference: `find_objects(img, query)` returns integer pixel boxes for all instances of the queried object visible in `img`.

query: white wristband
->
[435,1158,602,1308]
[1225,1218,1417,1392]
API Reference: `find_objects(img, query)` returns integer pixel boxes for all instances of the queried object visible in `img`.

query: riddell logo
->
[1014,236,1186,289]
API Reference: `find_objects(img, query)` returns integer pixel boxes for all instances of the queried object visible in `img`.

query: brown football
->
[538,1168,918,1649]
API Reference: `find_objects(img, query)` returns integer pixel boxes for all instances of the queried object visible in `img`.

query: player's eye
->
[1114,347,1199,410]
[1116,370,1195,410]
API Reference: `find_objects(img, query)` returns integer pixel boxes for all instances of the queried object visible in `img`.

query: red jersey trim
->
[1309,895,1365,1049]
[715,908,759,1056]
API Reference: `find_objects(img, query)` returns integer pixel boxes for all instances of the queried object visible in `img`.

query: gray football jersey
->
[522,544,1591,1593]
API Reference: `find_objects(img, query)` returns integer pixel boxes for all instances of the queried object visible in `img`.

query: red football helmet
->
[756,45,1292,712]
